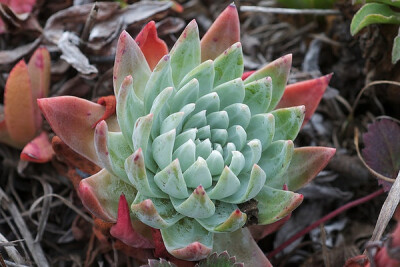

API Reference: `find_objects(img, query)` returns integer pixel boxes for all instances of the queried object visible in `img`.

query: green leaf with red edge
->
[286,146,336,191]
[275,74,332,126]
[20,132,54,163]
[78,168,136,222]
[38,96,119,166]
[4,60,37,148]
[110,194,154,248]
[362,119,400,190]
[200,3,240,62]
[135,21,169,71]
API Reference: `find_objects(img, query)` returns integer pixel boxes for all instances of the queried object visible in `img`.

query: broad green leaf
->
[154,159,189,199]
[213,43,244,87]
[271,106,305,141]
[350,3,400,36]
[171,186,215,218]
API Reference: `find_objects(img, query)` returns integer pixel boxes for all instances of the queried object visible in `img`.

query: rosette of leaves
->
[351,0,400,64]
[38,4,335,263]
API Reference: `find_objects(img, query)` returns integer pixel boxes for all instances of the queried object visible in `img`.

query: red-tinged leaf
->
[200,3,240,62]
[1,0,36,14]
[51,136,101,175]
[78,169,136,222]
[20,132,54,163]
[0,120,20,147]
[241,71,255,81]
[362,119,400,190]
[249,214,291,241]
[286,146,336,191]
[135,21,169,71]
[110,194,154,248]
[93,95,116,128]
[4,60,37,148]
[38,96,119,166]
[276,74,332,126]
[344,255,369,267]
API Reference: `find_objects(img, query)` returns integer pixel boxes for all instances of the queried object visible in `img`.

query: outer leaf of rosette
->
[114,31,151,99]
[243,77,272,115]
[171,185,215,219]
[131,192,184,229]
[170,78,199,113]
[258,140,294,189]
[286,146,336,191]
[169,19,201,87]
[255,185,303,225]
[116,75,144,149]
[197,201,246,233]
[207,166,240,199]
[179,60,215,97]
[125,148,167,198]
[154,159,189,199]
[244,54,292,112]
[94,121,132,183]
[213,78,245,110]
[152,129,176,170]
[161,217,213,261]
[143,55,174,114]
[246,113,275,151]
[271,105,305,141]
[78,168,136,222]
[213,42,244,88]
[222,164,266,204]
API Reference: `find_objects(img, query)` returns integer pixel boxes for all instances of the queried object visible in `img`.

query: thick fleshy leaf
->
[350,3,400,36]
[208,167,240,199]
[213,78,245,109]
[194,92,220,115]
[132,193,184,229]
[169,20,201,86]
[110,194,154,248]
[227,126,247,151]
[224,103,251,129]
[171,78,199,113]
[183,157,212,189]
[213,43,244,88]
[4,60,37,147]
[125,149,167,198]
[132,114,153,153]
[276,74,332,126]
[113,31,151,98]
[259,140,294,189]
[179,60,215,97]
[20,132,54,163]
[213,228,272,266]
[255,185,303,224]
[246,113,275,150]
[243,77,272,115]
[363,119,400,180]
[171,185,215,218]
[286,147,336,191]
[38,96,119,166]
[27,47,51,130]
[206,150,225,176]
[116,75,144,149]
[153,129,176,170]
[78,169,136,222]
[135,21,168,70]
[154,159,189,199]
[241,139,262,173]
[271,106,305,141]
[207,111,229,130]
[161,217,213,261]
[200,3,240,62]
[197,202,246,233]
[172,139,196,172]
[244,54,292,111]
[222,164,266,204]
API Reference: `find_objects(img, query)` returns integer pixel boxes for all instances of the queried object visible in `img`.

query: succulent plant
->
[0,47,54,163]
[38,4,335,263]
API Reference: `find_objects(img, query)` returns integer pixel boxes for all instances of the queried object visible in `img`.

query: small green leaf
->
[154,159,189,199]
[213,78,245,109]
[171,185,215,218]
[350,3,400,36]
[213,43,244,87]
[271,106,305,141]
[208,167,240,199]
[246,114,275,150]
[392,35,400,64]
[179,60,215,97]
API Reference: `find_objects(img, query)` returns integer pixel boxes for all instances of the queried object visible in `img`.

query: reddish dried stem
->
[268,188,385,259]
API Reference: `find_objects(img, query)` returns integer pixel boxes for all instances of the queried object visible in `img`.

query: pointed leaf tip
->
[169,241,213,261]
[201,3,240,61]
[277,74,332,126]
[110,194,154,248]
[135,21,169,70]
[20,132,54,163]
